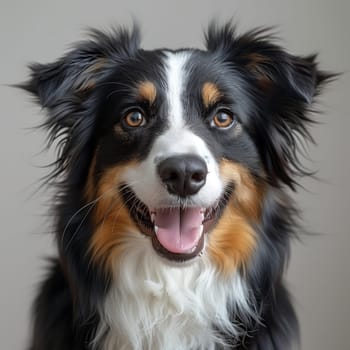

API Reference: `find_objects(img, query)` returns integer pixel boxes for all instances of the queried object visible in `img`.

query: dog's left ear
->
[206,23,327,103]
[206,23,335,189]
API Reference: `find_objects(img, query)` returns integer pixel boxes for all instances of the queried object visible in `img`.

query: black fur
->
[20,23,334,349]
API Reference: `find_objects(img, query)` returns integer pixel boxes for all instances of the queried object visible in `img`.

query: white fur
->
[93,232,255,350]
[165,51,189,128]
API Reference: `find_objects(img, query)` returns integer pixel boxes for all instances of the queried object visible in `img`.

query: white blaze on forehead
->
[160,51,214,163]
[164,51,191,128]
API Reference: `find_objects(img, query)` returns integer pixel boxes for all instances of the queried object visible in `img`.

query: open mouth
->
[119,184,233,262]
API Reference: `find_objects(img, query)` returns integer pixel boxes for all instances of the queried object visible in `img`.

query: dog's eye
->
[123,110,146,128]
[211,111,236,129]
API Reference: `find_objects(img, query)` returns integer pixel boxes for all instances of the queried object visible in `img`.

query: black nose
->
[157,154,208,197]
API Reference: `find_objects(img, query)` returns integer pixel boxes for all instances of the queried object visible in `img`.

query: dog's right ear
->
[18,26,141,180]
[23,53,106,109]
[21,26,140,109]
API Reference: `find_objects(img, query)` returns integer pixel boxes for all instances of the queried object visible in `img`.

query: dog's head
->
[22,24,331,275]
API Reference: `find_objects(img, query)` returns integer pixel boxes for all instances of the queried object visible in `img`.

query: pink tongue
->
[154,208,204,254]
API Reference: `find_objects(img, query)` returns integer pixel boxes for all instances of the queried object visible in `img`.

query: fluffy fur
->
[21,22,333,350]
[95,239,253,350]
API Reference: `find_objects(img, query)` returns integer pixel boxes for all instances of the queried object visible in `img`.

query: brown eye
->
[212,111,236,129]
[124,110,146,128]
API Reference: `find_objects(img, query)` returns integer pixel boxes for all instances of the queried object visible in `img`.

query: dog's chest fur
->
[94,234,252,350]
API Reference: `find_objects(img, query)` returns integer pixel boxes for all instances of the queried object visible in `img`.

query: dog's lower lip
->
[151,231,205,261]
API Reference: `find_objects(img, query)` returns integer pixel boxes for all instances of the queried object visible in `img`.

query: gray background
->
[0,0,349,349]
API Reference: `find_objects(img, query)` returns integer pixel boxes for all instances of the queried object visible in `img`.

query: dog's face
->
[89,49,262,269]
[23,25,329,275]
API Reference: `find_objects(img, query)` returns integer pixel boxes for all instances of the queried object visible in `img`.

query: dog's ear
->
[19,27,140,182]
[22,27,140,108]
[206,23,335,189]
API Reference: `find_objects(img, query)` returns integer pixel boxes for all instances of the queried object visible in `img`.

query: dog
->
[21,22,333,350]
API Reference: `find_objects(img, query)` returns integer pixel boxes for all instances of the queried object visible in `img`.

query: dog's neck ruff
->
[93,233,254,350]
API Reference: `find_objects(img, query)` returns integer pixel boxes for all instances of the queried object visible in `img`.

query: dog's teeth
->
[189,245,197,253]
[199,225,203,234]
[151,213,156,223]
[154,225,158,234]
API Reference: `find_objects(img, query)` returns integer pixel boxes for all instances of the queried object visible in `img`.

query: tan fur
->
[208,160,265,275]
[88,163,138,272]
[75,58,108,93]
[244,53,273,90]
[202,82,222,108]
[136,81,157,104]
[244,53,269,70]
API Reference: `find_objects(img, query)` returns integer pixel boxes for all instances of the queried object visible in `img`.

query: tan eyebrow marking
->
[136,81,157,104]
[202,82,222,108]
